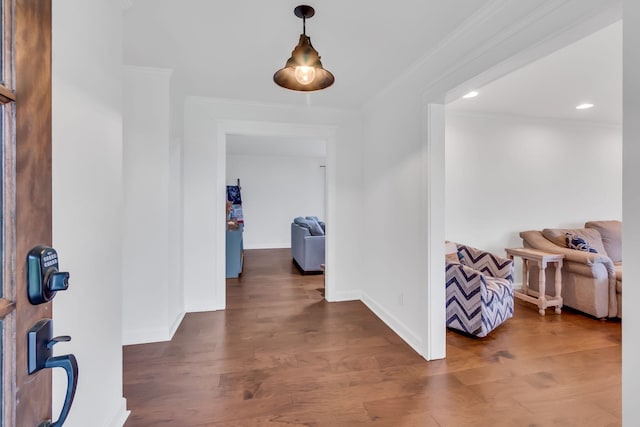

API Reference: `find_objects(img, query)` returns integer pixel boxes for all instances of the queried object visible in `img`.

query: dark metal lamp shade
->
[273,6,335,92]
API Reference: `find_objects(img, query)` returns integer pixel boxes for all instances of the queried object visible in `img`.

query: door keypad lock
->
[27,245,70,305]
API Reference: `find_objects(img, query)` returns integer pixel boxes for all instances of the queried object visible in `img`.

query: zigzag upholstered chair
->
[446,243,515,337]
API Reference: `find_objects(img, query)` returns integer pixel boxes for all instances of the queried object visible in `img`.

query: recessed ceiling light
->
[462,91,479,99]
[576,103,594,110]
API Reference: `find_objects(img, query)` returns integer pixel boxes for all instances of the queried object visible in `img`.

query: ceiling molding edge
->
[441,0,622,104]
[361,0,512,110]
[423,0,574,100]
[185,96,361,117]
[446,109,623,130]
[361,0,621,111]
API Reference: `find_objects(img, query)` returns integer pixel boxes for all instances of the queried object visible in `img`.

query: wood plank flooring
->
[123,249,621,426]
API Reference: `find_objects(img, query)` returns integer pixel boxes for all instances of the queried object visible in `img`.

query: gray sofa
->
[520,220,621,318]
[291,218,325,272]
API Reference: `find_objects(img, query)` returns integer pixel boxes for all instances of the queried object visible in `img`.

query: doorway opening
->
[224,134,328,298]
[214,120,338,308]
[440,20,622,338]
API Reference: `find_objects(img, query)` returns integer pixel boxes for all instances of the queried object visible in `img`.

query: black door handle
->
[41,354,78,427]
[28,319,79,427]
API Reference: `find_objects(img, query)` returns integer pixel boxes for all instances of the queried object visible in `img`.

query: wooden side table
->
[505,248,564,316]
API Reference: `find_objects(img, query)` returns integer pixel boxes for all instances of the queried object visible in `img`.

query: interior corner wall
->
[168,138,185,333]
[226,153,326,249]
[122,66,184,345]
[182,100,221,312]
[445,112,622,263]
[51,1,128,426]
[623,1,640,424]
[183,98,364,311]
[361,84,431,356]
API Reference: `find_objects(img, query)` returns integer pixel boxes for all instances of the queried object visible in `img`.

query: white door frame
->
[423,104,446,360]
[215,120,337,305]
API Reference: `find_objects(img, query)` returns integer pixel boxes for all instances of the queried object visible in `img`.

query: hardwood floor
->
[123,249,621,426]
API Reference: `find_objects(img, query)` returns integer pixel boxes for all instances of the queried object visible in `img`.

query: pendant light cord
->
[303,16,306,35]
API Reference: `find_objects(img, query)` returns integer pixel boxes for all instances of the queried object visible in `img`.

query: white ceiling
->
[124,0,492,109]
[226,134,326,158]
[447,21,622,125]
[124,1,620,124]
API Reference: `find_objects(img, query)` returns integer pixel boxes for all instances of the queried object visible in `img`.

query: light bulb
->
[294,66,316,85]
[576,103,594,110]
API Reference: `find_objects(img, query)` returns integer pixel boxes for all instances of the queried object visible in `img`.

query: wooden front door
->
[1,0,55,425]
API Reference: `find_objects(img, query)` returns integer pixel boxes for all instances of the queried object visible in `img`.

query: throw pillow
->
[294,217,324,236]
[445,241,459,264]
[585,220,622,263]
[306,216,326,232]
[307,219,325,236]
[566,233,598,253]
[293,217,311,229]
[445,253,459,264]
[542,228,608,256]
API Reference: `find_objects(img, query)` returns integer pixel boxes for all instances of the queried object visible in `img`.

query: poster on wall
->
[226,185,244,224]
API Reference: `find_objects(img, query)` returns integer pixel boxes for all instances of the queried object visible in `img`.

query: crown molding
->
[186,96,360,117]
[362,0,621,112]
[362,0,511,110]
[447,109,622,130]
[442,1,621,104]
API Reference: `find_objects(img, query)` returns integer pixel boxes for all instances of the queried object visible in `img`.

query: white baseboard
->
[168,311,185,340]
[360,291,423,356]
[122,311,185,345]
[185,300,224,313]
[244,243,291,250]
[328,289,361,302]
[107,397,130,427]
[122,326,172,346]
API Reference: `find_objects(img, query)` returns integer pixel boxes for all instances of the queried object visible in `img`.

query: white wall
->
[51,1,128,425]
[226,153,326,249]
[183,98,363,311]
[623,1,640,423]
[445,112,622,261]
[168,138,184,336]
[362,85,433,356]
[122,66,184,345]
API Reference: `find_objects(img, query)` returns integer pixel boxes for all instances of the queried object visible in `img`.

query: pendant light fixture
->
[273,5,335,92]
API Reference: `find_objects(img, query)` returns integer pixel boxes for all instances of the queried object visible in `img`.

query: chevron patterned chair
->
[445,243,515,337]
